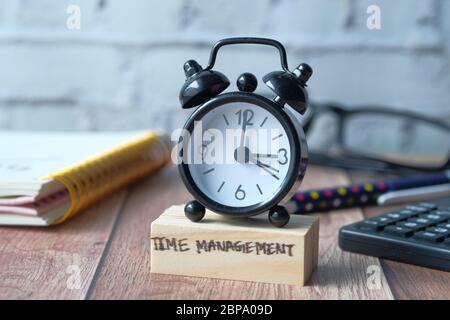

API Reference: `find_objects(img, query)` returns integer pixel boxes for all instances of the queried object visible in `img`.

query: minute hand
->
[255,160,280,180]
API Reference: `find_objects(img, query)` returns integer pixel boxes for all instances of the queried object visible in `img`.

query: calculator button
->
[398,209,418,218]
[385,213,402,220]
[438,222,450,229]
[417,203,438,210]
[384,225,414,237]
[374,216,398,225]
[358,220,384,231]
[424,213,448,223]
[405,205,429,214]
[434,210,450,218]
[408,217,434,227]
[426,227,450,236]
[374,216,395,223]
[414,231,445,243]
[358,216,396,231]
[397,221,421,231]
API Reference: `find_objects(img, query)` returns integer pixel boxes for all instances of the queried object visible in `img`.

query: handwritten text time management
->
[151,236,296,257]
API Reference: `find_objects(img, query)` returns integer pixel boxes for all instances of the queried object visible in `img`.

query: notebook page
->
[0,131,146,184]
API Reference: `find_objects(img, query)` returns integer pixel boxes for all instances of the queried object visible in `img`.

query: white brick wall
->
[0,0,449,132]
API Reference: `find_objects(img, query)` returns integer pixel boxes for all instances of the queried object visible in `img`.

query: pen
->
[376,183,450,205]
[290,171,450,214]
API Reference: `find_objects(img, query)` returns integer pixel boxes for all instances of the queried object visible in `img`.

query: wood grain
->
[87,167,191,299]
[348,172,450,300]
[0,190,127,299]
[90,165,394,300]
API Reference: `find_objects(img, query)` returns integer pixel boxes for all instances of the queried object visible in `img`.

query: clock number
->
[235,109,254,127]
[278,148,288,165]
[234,184,246,200]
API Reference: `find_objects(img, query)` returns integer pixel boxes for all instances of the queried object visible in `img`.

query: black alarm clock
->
[177,37,312,227]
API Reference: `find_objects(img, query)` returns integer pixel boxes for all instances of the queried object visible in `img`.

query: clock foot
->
[184,200,205,222]
[268,206,290,228]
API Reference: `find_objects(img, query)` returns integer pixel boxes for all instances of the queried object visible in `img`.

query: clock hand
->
[236,116,249,163]
[239,109,254,149]
[248,153,280,180]
[254,153,278,159]
[257,160,280,173]
[255,159,280,180]
[248,152,278,170]
[239,120,247,149]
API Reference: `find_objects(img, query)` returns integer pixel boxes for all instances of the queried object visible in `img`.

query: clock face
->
[180,95,298,215]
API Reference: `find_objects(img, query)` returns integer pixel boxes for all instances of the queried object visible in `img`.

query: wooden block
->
[150,205,319,286]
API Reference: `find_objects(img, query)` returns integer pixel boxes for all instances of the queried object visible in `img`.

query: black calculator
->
[339,197,450,271]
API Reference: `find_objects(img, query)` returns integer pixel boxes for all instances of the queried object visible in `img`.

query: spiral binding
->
[41,132,171,224]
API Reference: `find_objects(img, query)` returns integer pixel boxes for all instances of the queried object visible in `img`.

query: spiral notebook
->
[0,130,171,226]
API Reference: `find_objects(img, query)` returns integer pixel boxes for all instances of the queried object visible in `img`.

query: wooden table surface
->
[1,165,449,300]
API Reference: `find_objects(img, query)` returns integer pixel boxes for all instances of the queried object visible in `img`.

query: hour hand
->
[254,153,278,159]
[248,152,278,165]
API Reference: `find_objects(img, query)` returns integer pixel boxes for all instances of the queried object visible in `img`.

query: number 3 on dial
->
[278,148,288,165]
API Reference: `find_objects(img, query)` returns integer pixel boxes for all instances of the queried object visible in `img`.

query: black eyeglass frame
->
[303,102,450,173]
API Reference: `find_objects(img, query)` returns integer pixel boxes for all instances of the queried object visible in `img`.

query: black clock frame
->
[178,91,301,218]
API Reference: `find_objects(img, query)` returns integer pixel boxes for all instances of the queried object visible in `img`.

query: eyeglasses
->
[302,103,450,173]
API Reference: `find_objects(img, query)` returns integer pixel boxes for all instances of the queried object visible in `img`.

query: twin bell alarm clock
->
[177,37,312,227]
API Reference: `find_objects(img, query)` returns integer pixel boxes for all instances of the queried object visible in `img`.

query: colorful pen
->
[290,171,450,214]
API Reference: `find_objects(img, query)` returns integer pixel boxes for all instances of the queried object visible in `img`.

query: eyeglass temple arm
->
[302,102,344,134]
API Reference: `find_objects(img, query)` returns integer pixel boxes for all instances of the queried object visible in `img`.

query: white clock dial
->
[186,101,292,208]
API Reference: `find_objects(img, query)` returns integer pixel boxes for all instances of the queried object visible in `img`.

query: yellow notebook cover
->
[0,131,171,226]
